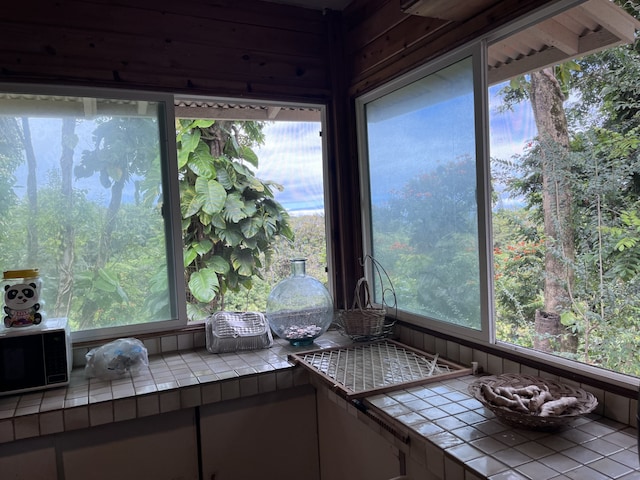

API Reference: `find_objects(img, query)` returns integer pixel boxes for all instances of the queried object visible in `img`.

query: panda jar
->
[2,269,43,328]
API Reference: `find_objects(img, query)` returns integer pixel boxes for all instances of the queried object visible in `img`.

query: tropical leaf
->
[193,239,213,255]
[211,213,226,229]
[94,268,118,293]
[198,211,212,226]
[207,255,230,274]
[219,227,243,246]
[188,268,219,303]
[179,130,201,155]
[189,119,215,130]
[195,176,226,214]
[231,248,255,276]
[239,145,259,168]
[240,216,263,238]
[189,142,217,178]
[180,185,203,218]
[232,162,254,179]
[184,247,198,267]
[216,165,235,190]
[223,193,247,222]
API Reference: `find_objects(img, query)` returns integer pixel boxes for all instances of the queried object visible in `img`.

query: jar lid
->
[3,269,39,279]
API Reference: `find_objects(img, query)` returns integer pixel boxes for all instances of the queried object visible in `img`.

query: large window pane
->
[362,57,482,330]
[173,102,328,321]
[490,16,640,377]
[0,91,179,335]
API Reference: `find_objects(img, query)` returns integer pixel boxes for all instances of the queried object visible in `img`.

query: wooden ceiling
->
[202,0,639,118]
[400,0,640,85]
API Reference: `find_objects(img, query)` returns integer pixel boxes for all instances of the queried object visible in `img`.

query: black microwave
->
[0,317,72,396]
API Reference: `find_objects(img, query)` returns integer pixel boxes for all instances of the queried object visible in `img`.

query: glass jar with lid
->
[2,269,44,327]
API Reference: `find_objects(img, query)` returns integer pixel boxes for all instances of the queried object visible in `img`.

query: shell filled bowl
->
[468,373,598,431]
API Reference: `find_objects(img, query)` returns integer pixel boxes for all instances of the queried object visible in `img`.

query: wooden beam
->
[530,18,579,55]
[400,0,499,22]
[579,0,640,45]
[174,105,320,121]
[488,29,622,85]
[83,97,97,117]
[267,106,281,119]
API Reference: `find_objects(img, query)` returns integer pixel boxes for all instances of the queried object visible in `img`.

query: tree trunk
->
[54,118,77,318]
[21,118,38,263]
[529,69,577,353]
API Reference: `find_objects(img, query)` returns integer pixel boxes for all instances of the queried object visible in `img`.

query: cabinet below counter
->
[0,386,319,480]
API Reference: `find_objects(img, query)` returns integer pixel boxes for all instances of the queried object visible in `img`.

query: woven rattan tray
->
[289,339,471,399]
[469,374,598,430]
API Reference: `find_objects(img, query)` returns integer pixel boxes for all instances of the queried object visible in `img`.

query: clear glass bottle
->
[266,259,333,346]
[2,269,44,328]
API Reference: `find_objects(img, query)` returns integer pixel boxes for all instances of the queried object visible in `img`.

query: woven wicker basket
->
[468,373,598,430]
[338,277,387,337]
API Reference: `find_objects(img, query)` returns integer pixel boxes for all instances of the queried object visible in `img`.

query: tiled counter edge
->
[0,330,350,443]
[313,375,640,480]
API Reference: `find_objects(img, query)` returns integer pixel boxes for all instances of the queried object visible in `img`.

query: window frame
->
[0,83,187,342]
[355,43,493,345]
[356,0,640,390]
[0,86,334,342]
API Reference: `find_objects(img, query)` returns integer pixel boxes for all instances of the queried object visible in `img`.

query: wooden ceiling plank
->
[552,11,589,37]
[531,18,579,55]
[489,48,511,66]
[174,105,320,121]
[565,6,600,32]
[579,0,640,44]
[488,47,567,84]
[576,28,625,58]
[508,35,537,57]
[490,41,522,63]
[488,28,623,86]
[509,29,547,54]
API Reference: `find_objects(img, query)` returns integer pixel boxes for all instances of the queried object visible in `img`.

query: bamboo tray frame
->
[288,339,471,399]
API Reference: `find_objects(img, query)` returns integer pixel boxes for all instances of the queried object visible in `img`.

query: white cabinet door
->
[59,409,199,480]
[0,436,57,479]
[199,385,320,480]
[316,388,402,480]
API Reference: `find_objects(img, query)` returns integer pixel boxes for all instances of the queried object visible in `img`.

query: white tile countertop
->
[0,329,638,479]
[362,377,640,479]
[0,330,349,442]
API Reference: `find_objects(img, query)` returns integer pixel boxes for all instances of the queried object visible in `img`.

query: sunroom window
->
[0,87,185,341]
[356,48,490,339]
[0,88,329,342]
[358,0,640,383]
[173,98,329,321]
[488,1,640,377]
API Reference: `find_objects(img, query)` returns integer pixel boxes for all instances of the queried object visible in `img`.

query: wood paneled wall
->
[343,0,556,97]
[0,0,331,102]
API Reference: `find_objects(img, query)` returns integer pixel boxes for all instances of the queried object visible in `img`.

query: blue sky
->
[253,121,325,216]
[11,86,533,217]
[12,117,326,216]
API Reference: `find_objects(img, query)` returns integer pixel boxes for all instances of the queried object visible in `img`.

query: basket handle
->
[352,277,374,311]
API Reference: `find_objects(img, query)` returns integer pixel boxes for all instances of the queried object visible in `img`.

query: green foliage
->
[0,118,22,242]
[492,210,544,346]
[176,119,294,319]
[223,214,328,312]
[493,27,640,374]
[371,155,481,328]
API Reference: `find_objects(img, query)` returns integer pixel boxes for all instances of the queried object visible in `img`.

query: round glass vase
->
[266,259,333,347]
